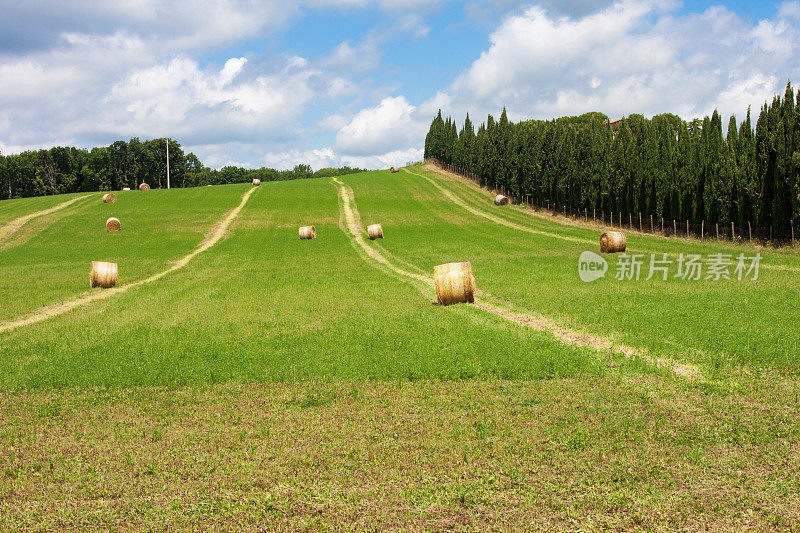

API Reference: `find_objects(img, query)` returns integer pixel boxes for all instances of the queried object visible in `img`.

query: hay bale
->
[122,187,131,191]
[494,194,509,206]
[434,262,476,306]
[253,179,261,186]
[139,183,150,191]
[390,167,399,173]
[299,225,316,240]
[367,223,383,240]
[102,193,116,203]
[106,217,121,232]
[600,231,626,253]
[90,261,118,288]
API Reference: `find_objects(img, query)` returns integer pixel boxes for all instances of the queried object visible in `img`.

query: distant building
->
[605,118,623,139]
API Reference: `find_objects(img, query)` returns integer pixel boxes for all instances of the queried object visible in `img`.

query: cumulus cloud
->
[340,147,424,169]
[3,0,800,172]
[335,95,428,156]
[102,54,349,145]
[263,147,339,170]
[442,0,800,123]
[262,145,422,170]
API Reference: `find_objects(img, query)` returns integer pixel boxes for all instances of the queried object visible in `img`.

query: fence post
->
[716,223,719,240]
[673,219,676,237]
[792,219,795,245]
[585,208,587,221]
[593,208,596,221]
[731,222,735,242]
[701,220,704,240]
[686,220,689,238]
[639,212,642,231]
[650,215,653,233]
[629,213,632,229]
[748,221,752,243]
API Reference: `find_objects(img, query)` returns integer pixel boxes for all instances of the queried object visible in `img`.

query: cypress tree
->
[737,108,756,227]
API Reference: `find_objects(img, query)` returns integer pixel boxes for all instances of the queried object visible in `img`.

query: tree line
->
[0,138,364,200]
[425,81,800,233]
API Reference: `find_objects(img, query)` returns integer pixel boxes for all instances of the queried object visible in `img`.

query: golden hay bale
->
[90,261,118,288]
[390,167,399,173]
[102,193,116,203]
[434,262,476,306]
[122,187,131,191]
[139,183,150,191]
[600,231,626,253]
[253,179,261,186]
[367,223,383,240]
[106,217,121,232]
[494,194,509,206]
[299,225,316,240]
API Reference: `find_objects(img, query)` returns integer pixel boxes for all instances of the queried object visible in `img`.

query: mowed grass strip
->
[1,377,798,530]
[422,163,800,268]
[0,176,601,388]
[0,192,91,228]
[0,185,248,322]
[345,169,800,374]
[0,194,92,246]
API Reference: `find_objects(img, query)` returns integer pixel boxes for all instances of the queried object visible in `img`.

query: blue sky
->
[1,1,799,169]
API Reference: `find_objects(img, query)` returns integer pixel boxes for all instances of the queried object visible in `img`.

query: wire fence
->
[427,158,798,247]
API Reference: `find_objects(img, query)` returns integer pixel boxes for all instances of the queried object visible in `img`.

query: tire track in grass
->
[422,163,800,273]
[403,167,595,246]
[333,177,703,381]
[0,194,93,247]
[0,187,257,333]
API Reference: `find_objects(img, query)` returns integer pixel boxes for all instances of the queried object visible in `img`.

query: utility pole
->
[166,137,170,189]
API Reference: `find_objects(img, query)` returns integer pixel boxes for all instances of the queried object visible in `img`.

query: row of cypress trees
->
[424,81,800,232]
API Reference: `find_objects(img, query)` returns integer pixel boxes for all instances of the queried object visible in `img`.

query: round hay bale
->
[299,225,316,240]
[434,262,476,306]
[122,187,131,191]
[106,217,121,232]
[494,194,509,206]
[367,223,383,240]
[390,167,400,173]
[139,183,150,191]
[253,179,261,186]
[102,193,116,203]
[90,261,118,289]
[600,231,626,253]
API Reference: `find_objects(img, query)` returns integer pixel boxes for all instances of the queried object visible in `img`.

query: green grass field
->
[1,168,799,530]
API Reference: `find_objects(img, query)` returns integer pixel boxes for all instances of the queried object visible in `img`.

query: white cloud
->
[263,147,339,170]
[441,0,800,123]
[261,146,422,171]
[340,147,423,169]
[335,95,427,155]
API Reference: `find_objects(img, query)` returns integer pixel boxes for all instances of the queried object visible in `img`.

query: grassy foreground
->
[2,377,799,530]
[1,170,799,530]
